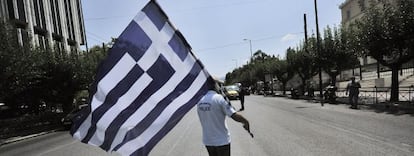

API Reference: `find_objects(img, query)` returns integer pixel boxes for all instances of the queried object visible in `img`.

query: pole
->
[243,39,253,87]
[412,58,414,75]
[304,14,308,46]
[314,0,323,106]
[377,62,380,78]
[243,39,253,62]
[85,40,89,53]
[360,64,363,80]
[249,39,252,59]
[102,42,105,53]
[304,13,309,95]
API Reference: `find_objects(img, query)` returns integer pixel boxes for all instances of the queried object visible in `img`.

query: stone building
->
[0,0,86,52]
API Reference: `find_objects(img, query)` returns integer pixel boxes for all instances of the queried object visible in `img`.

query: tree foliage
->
[353,0,414,101]
[288,40,319,94]
[0,21,108,116]
[320,26,360,84]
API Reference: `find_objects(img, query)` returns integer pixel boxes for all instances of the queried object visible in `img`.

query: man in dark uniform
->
[238,86,245,111]
[346,77,361,109]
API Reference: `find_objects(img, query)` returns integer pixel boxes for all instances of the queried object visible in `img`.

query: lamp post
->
[243,39,254,87]
[243,39,253,61]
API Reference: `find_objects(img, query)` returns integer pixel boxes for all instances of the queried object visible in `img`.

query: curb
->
[0,129,62,146]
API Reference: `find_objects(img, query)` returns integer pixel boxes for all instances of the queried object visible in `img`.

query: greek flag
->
[70,1,214,155]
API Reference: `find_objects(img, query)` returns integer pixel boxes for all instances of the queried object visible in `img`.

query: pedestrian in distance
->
[238,85,246,111]
[307,84,315,97]
[197,81,252,156]
[346,77,361,109]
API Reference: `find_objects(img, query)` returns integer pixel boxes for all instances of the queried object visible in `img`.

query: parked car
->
[224,85,240,100]
[61,104,88,130]
[243,87,251,96]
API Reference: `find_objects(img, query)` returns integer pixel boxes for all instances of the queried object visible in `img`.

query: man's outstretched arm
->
[231,113,251,137]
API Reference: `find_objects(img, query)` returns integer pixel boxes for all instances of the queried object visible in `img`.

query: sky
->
[82,0,345,79]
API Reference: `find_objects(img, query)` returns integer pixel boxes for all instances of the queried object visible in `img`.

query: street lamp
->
[243,39,254,87]
[243,39,253,61]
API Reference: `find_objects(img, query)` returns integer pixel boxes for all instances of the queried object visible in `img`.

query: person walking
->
[197,82,251,156]
[346,77,361,109]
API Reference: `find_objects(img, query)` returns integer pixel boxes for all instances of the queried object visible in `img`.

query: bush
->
[0,112,65,139]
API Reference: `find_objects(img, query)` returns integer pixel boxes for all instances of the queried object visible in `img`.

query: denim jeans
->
[205,144,230,156]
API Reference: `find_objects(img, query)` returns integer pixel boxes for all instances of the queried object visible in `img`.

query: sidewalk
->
[0,129,62,146]
[317,96,414,114]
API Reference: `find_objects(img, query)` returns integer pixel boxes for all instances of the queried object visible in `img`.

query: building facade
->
[339,0,401,67]
[340,0,380,66]
[338,0,414,88]
[0,0,86,52]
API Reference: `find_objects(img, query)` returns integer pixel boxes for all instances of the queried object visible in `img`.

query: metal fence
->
[335,85,414,105]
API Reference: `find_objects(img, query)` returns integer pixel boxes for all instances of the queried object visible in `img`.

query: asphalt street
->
[1,95,413,156]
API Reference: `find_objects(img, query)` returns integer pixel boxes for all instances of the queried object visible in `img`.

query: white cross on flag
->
[70,1,214,155]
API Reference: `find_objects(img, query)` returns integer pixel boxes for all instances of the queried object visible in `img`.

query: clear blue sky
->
[82,0,344,79]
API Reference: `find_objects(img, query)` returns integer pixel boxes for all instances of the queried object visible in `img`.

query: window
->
[33,0,41,26]
[76,0,85,45]
[16,0,26,22]
[50,0,62,35]
[37,35,46,49]
[360,0,366,11]
[17,28,29,46]
[7,0,15,19]
[346,10,351,20]
[64,0,75,40]
[39,0,46,29]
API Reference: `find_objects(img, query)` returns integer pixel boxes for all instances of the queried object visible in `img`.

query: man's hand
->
[243,123,250,131]
[231,113,253,138]
[243,123,254,138]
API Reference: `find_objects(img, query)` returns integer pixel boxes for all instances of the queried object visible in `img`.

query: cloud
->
[281,33,299,42]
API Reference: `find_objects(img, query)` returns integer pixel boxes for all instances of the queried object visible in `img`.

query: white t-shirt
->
[197,90,237,146]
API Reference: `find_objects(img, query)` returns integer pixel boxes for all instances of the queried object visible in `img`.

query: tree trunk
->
[331,74,337,85]
[300,77,307,95]
[377,62,381,78]
[390,65,400,102]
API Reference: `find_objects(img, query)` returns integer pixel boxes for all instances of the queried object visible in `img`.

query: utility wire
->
[87,36,103,43]
[85,14,135,21]
[86,31,108,42]
[196,32,303,52]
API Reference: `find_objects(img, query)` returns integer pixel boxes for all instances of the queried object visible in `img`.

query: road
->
[1,95,413,156]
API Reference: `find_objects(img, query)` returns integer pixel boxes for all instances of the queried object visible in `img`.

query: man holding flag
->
[197,81,251,156]
[70,0,251,156]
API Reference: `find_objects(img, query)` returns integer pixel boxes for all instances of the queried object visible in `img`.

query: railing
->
[335,85,414,105]
[360,68,414,81]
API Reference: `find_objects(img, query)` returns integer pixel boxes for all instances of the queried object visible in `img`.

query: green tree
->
[320,26,359,85]
[273,50,295,95]
[251,50,270,64]
[353,0,414,101]
[288,45,318,95]
[0,21,42,113]
[225,50,273,92]
[77,45,108,89]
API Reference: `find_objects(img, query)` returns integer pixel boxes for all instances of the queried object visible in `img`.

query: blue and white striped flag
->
[70,1,214,155]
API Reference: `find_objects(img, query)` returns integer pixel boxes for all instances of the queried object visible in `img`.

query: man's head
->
[209,76,224,93]
[351,77,356,82]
